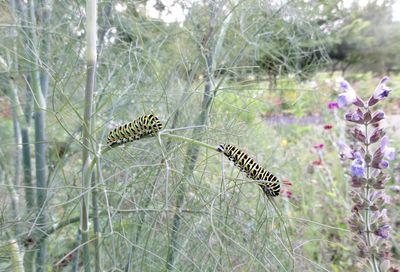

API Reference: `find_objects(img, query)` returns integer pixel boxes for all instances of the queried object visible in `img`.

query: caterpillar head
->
[216,144,226,153]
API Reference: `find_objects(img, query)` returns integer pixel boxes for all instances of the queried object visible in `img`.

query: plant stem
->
[81,0,97,271]
[160,133,217,151]
[92,171,101,272]
[9,239,24,272]
[27,0,48,269]
[364,122,379,272]
[21,128,34,210]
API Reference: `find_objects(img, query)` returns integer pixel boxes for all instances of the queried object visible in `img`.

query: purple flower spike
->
[336,77,394,267]
[374,225,391,239]
[368,76,391,106]
[352,152,366,177]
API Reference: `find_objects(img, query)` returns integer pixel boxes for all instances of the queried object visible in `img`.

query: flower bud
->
[352,128,366,143]
[348,212,364,233]
[353,96,365,107]
[377,239,392,260]
[345,109,364,124]
[363,110,372,123]
[373,173,389,190]
[351,176,366,187]
[372,147,384,163]
[369,128,385,144]
[370,110,385,124]
[372,159,389,169]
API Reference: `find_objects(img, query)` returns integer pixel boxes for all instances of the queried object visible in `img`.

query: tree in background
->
[327,0,400,75]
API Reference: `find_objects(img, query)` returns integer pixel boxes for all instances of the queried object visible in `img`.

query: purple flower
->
[373,76,391,100]
[338,140,354,160]
[339,79,351,90]
[327,102,339,109]
[384,147,396,161]
[368,76,391,106]
[381,135,389,147]
[345,109,364,124]
[313,143,324,150]
[374,225,391,239]
[338,92,357,108]
[337,78,357,107]
[352,152,366,177]
[381,136,396,161]
[378,160,389,169]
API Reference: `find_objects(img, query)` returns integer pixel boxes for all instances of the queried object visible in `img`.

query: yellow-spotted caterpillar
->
[217,144,280,197]
[107,114,163,147]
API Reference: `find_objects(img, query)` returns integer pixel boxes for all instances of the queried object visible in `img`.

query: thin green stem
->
[160,132,217,151]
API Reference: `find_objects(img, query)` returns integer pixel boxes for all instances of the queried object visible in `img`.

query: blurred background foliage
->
[0,0,399,271]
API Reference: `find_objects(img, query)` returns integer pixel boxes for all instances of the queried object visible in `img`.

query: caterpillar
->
[107,114,163,147]
[217,144,280,197]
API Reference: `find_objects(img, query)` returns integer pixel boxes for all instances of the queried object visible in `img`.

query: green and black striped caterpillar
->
[107,114,163,147]
[217,144,280,197]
